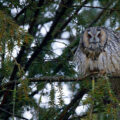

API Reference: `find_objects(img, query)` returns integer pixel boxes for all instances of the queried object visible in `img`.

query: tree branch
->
[74,5,120,11]
[24,0,74,72]
[68,110,98,120]
[0,107,28,120]
[0,0,46,118]
[10,0,45,83]
[56,88,88,120]
[88,1,113,27]
[14,5,28,21]
[0,72,98,89]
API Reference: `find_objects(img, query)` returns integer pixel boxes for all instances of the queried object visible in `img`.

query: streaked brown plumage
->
[74,27,120,98]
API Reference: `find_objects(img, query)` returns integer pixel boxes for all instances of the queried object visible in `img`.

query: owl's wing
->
[115,31,120,39]
[108,30,120,100]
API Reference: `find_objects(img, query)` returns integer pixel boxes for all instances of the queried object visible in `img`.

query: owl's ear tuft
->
[83,31,89,48]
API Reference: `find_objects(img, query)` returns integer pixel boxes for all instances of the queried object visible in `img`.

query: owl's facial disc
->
[82,27,107,59]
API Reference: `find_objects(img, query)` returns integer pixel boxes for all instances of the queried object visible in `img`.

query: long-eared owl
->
[74,27,120,98]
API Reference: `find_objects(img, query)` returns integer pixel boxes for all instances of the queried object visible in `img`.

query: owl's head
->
[81,27,107,60]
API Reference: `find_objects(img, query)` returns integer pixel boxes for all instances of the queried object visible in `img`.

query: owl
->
[74,27,120,98]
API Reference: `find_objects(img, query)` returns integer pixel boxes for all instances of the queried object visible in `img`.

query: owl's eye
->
[88,34,92,39]
[97,33,101,38]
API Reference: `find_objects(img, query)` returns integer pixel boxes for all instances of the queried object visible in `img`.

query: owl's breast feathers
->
[75,47,120,76]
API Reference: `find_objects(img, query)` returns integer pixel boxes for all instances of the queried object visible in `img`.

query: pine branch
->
[14,5,29,21]
[88,1,114,27]
[68,110,98,120]
[0,0,46,118]
[0,107,29,120]
[24,0,74,72]
[54,0,89,35]
[0,72,98,89]
[14,0,42,21]
[0,1,76,118]
[74,5,120,11]
[56,88,88,120]
[28,0,45,35]
[10,0,45,83]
